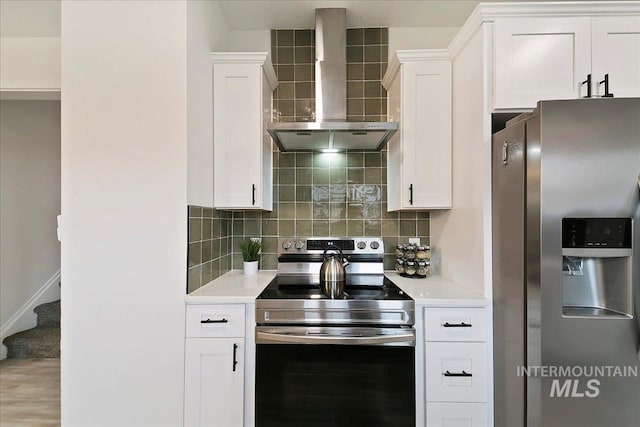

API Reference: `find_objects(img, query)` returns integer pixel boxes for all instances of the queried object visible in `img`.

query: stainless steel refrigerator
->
[492,98,640,427]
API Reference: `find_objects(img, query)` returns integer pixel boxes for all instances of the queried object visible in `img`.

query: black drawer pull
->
[232,343,239,372]
[443,322,472,328]
[201,318,228,324]
[444,370,472,377]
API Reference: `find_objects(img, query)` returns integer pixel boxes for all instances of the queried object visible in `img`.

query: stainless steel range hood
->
[267,8,398,152]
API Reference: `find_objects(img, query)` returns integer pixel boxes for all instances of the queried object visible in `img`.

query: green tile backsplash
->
[271,27,388,122]
[187,206,232,293]
[231,151,430,271]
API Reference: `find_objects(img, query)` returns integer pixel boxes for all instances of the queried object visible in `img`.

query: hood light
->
[321,148,339,153]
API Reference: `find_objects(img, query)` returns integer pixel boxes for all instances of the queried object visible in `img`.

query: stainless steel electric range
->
[255,237,416,427]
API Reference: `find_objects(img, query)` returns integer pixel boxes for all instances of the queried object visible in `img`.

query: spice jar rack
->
[395,244,431,278]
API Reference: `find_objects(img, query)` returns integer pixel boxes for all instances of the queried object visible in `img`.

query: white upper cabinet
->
[212,53,277,210]
[592,17,640,99]
[494,17,592,109]
[383,50,452,211]
[494,14,640,109]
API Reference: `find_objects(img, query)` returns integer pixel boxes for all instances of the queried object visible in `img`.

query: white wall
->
[229,30,271,52]
[430,29,486,296]
[61,1,188,425]
[0,37,61,93]
[0,100,61,359]
[388,27,459,57]
[187,0,230,206]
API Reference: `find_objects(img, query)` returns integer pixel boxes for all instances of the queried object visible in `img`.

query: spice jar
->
[416,245,431,260]
[396,244,405,257]
[395,258,405,274]
[417,260,430,277]
[405,260,416,276]
[404,244,416,260]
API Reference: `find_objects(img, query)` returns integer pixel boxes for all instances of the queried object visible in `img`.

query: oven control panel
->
[278,237,384,255]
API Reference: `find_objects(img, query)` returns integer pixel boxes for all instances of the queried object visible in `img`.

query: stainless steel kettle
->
[319,245,349,298]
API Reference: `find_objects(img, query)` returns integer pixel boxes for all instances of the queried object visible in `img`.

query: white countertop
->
[186,270,487,307]
[185,270,276,304]
[386,272,487,306]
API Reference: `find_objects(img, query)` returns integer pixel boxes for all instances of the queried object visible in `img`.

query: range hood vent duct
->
[267,8,398,152]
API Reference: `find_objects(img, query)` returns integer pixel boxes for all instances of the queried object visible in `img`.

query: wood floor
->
[0,358,60,427]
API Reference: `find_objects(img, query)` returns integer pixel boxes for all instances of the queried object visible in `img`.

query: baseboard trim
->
[1,269,61,358]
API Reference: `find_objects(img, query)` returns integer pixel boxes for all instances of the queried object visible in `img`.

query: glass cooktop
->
[257,274,412,301]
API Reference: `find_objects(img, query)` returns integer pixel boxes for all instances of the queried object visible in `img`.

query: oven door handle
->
[256,330,415,346]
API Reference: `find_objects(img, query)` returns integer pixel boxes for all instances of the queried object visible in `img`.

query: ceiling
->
[218,1,486,30]
[216,0,609,30]
[0,0,619,38]
[0,0,533,38]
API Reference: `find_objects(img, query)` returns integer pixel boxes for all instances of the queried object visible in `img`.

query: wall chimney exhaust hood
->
[267,8,398,152]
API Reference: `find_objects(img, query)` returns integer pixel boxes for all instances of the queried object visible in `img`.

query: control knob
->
[370,241,380,250]
[357,241,366,250]
[282,241,292,250]
[295,240,305,250]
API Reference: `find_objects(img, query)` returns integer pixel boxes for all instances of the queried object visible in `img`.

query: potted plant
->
[240,238,261,275]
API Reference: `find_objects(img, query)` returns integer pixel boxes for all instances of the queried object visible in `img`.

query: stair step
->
[34,300,60,327]
[2,327,60,358]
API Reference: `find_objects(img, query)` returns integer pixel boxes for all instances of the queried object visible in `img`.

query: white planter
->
[243,261,258,275]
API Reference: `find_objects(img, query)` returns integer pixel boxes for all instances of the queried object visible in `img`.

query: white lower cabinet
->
[184,304,246,427]
[184,338,244,427]
[426,403,487,427]
[424,306,488,426]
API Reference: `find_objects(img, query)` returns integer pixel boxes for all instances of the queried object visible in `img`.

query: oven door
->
[255,326,416,427]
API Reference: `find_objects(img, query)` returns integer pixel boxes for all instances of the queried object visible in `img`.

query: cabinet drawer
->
[424,307,487,342]
[186,305,245,338]
[426,402,487,427]
[425,342,487,402]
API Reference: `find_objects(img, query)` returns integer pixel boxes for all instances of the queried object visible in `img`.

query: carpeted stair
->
[3,300,60,358]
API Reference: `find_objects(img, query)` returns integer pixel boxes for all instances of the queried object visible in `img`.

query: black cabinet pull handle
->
[599,74,614,97]
[252,184,256,205]
[232,343,238,372]
[444,370,472,377]
[409,184,413,205]
[201,318,228,324]
[581,74,592,98]
[443,321,472,328]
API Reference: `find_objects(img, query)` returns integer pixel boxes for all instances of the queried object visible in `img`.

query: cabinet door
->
[184,338,244,427]
[213,63,262,209]
[494,17,592,109]
[426,403,487,427]
[401,60,452,209]
[592,16,640,98]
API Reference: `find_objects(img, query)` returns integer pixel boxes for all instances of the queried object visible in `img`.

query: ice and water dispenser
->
[562,218,634,318]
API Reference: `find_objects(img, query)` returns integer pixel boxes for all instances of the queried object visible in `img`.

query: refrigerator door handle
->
[581,74,592,98]
[502,142,509,165]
